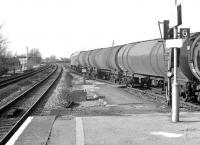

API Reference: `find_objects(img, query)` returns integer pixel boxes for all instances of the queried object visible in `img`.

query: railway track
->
[0,64,52,89]
[71,71,200,112]
[124,87,200,111]
[0,64,63,144]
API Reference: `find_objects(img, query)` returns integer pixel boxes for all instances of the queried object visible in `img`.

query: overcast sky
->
[0,0,199,58]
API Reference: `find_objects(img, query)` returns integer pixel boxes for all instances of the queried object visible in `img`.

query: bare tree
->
[28,48,42,65]
[44,55,58,63]
[0,25,8,57]
[0,25,9,74]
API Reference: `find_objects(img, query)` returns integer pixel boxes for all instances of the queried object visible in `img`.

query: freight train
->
[70,32,200,103]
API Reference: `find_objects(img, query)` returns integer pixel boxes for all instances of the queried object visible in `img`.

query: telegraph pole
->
[112,40,115,47]
[26,47,28,68]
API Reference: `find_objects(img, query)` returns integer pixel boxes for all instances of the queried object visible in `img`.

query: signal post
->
[163,3,190,122]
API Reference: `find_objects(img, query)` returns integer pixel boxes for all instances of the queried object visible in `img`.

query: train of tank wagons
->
[70,32,200,103]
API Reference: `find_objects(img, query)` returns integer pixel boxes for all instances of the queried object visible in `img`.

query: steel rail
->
[0,64,50,84]
[125,87,200,111]
[0,64,57,113]
[0,64,63,144]
[72,71,200,111]
[0,64,52,89]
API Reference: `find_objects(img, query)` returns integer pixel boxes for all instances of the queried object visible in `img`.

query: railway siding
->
[0,65,54,108]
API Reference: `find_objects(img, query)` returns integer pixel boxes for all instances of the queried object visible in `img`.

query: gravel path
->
[42,66,72,110]
[36,66,108,115]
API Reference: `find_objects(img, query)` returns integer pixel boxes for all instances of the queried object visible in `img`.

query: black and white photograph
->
[0,0,200,144]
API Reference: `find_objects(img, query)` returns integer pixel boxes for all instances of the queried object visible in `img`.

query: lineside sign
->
[166,39,183,48]
[180,28,190,38]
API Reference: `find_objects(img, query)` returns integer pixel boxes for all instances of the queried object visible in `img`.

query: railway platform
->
[6,112,200,145]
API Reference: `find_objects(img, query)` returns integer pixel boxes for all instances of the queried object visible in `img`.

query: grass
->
[17,80,32,87]
[0,86,19,99]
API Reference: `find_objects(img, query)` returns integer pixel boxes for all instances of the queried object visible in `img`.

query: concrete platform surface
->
[7,116,56,145]
[7,112,200,145]
[83,113,200,145]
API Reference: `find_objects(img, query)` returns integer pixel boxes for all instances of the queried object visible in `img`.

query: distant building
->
[18,56,31,71]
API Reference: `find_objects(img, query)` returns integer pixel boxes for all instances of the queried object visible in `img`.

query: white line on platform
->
[151,131,183,138]
[6,116,33,145]
[76,117,85,145]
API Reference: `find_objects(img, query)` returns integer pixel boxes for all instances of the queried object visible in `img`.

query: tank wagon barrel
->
[118,39,166,77]
[70,51,80,71]
[70,33,200,103]
[187,33,200,80]
[78,51,87,67]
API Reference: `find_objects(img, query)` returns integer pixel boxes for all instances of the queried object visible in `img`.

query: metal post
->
[112,40,115,47]
[26,47,28,70]
[172,26,179,122]
[167,53,172,106]
[167,77,172,106]
[13,62,15,74]
[83,73,86,84]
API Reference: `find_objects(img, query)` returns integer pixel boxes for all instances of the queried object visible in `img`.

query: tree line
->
[0,24,70,76]
[0,25,42,75]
